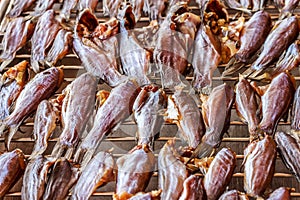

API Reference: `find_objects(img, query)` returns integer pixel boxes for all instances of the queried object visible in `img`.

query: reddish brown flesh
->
[179,175,205,200]
[204,148,236,200]
[267,187,291,200]
[0,149,26,198]
[243,135,277,197]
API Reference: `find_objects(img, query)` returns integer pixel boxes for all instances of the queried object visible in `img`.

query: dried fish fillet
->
[275,131,300,182]
[7,0,36,18]
[0,61,29,121]
[204,148,236,200]
[71,151,115,199]
[78,0,98,11]
[166,89,205,148]
[158,139,188,200]
[291,85,300,132]
[60,0,78,21]
[115,145,155,198]
[33,0,57,16]
[31,9,60,72]
[46,29,73,66]
[219,190,249,200]
[0,149,26,198]
[103,0,123,17]
[21,155,56,200]
[43,158,79,200]
[133,85,166,147]
[243,135,277,197]
[30,100,57,159]
[178,175,204,200]
[0,17,34,71]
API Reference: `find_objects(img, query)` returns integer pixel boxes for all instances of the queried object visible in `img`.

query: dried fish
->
[74,79,140,165]
[259,72,295,135]
[0,17,34,71]
[115,145,155,198]
[223,10,271,76]
[7,0,36,18]
[71,151,115,199]
[267,187,291,200]
[166,89,205,148]
[0,149,26,198]
[275,131,300,182]
[21,155,56,200]
[119,21,152,86]
[73,9,126,87]
[219,190,249,200]
[129,0,145,22]
[31,9,61,72]
[127,190,162,200]
[204,148,236,200]
[0,0,10,23]
[154,3,200,88]
[33,0,57,16]
[60,0,78,21]
[280,0,300,19]
[43,158,79,200]
[0,61,29,121]
[235,76,260,139]
[46,29,73,66]
[158,139,189,200]
[291,85,300,132]
[143,0,167,21]
[133,85,167,147]
[30,100,57,159]
[178,175,205,200]
[243,135,277,197]
[272,40,300,76]
[192,83,235,158]
[1,67,63,149]
[192,24,221,93]
[52,73,97,158]
[247,16,299,77]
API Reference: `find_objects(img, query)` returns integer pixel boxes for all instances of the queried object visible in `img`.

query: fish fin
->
[6,124,20,150]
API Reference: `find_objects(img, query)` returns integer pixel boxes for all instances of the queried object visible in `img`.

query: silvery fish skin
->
[7,0,36,18]
[119,21,151,86]
[0,61,29,121]
[74,79,140,165]
[250,16,299,72]
[158,139,189,200]
[0,149,26,198]
[46,29,73,66]
[103,0,123,17]
[291,85,300,132]
[218,190,249,200]
[30,9,61,72]
[259,72,295,135]
[57,73,97,149]
[60,0,79,21]
[21,155,56,200]
[73,9,125,87]
[78,0,98,11]
[115,145,155,197]
[133,85,167,147]
[235,77,260,139]
[129,0,145,22]
[30,100,57,159]
[193,83,235,158]
[71,151,115,200]
[192,24,221,93]
[273,41,300,76]
[154,3,199,89]
[0,17,34,71]
[3,67,63,148]
[166,89,205,148]
[275,131,300,182]
[243,135,277,197]
[43,158,79,200]
[204,148,236,200]
[33,0,57,16]
[178,175,205,200]
[235,10,272,63]
[267,187,291,200]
